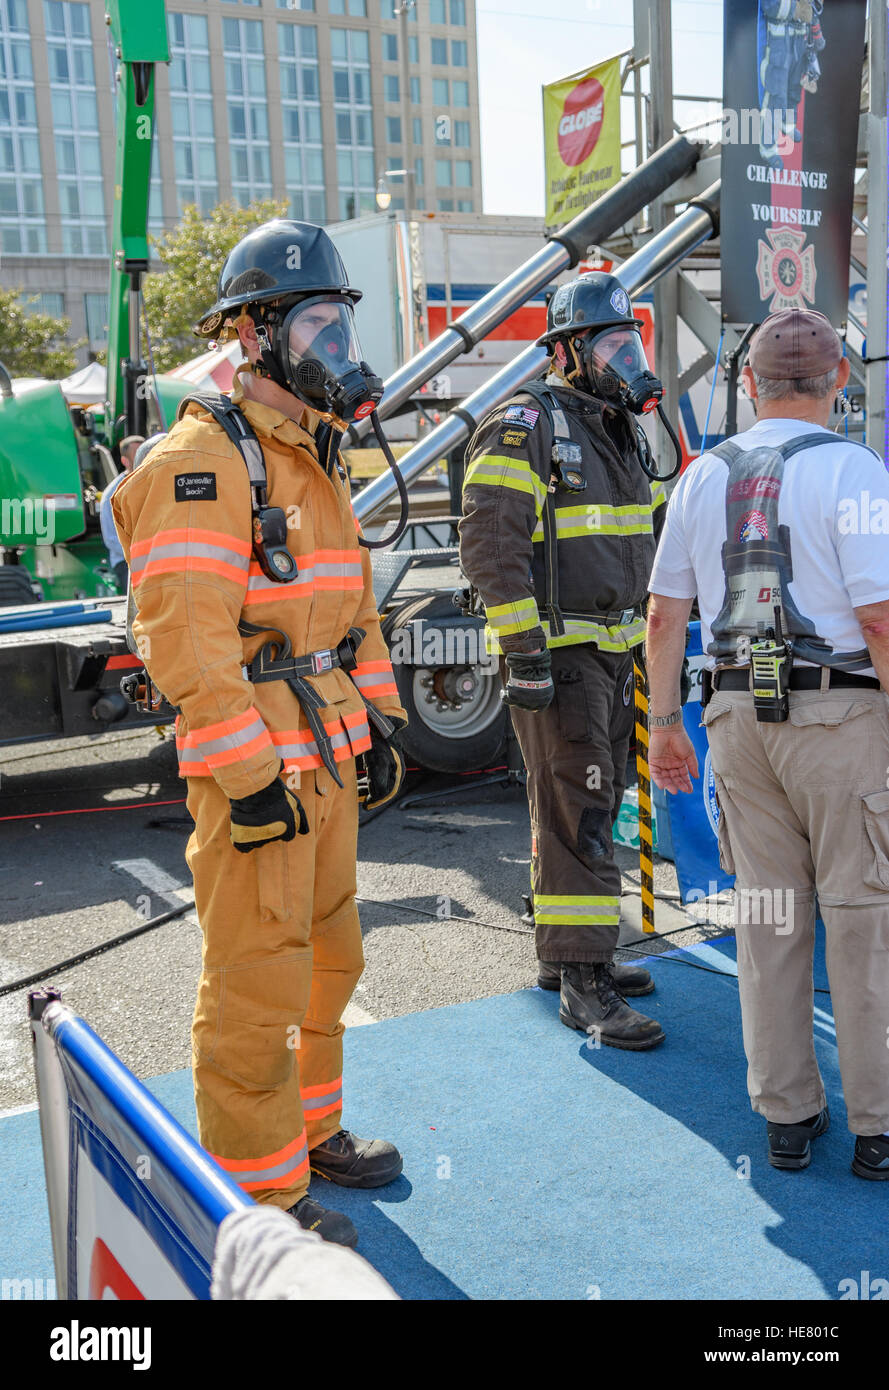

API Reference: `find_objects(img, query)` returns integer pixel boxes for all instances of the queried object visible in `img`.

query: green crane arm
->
[103,0,169,445]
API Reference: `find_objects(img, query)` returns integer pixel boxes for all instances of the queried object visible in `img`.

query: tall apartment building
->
[0,0,481,360]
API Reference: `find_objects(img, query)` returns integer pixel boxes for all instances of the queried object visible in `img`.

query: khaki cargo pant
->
[703,686,889,1136]
[185,760,364,1209]
[507,645,636,963]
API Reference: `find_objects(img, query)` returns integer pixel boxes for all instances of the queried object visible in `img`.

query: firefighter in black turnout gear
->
[459,274,668,1049]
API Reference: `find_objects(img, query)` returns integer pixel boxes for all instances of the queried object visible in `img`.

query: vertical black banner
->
[721,0,867,326]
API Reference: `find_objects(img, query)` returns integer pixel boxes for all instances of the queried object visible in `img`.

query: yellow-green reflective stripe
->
[486,598,539,635]
[533,522,654,540]
[535,910,621,924]
[534,895,619,906]
[464,455,547,503]
[651,482,667,508]
[485,615,646,655]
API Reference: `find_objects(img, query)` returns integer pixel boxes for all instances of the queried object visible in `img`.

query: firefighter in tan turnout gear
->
[113,221,408,1249]
[460,273,669,1050]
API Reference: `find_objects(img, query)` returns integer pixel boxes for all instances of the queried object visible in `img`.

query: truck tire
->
[0,565,39,607]
[383,591,507,774]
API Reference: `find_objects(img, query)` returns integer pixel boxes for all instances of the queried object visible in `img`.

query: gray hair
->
[751,366,839,401]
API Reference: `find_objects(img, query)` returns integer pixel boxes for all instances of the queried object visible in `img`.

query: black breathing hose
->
[635,403,683,483]
[357,410,411,550]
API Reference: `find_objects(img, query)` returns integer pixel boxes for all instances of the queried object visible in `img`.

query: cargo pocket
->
[862,790,889,892]
[255,840,292,923]
[701,698,736,780]
[712,772,736,875]
[208,952,311,1089]
[789,700,875,789]
[555,667,589,742]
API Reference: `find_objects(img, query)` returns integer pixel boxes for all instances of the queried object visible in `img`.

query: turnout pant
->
[703,687,889,1136]
[508,644,636,963]
[185,760,364,1208]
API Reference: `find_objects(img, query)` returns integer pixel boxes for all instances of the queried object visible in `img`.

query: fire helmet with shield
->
[538,272,663,415]
[195,219,382,424]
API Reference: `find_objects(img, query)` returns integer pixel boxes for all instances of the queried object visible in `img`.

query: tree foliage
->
[0,287,81,378]
[143,198,289,372]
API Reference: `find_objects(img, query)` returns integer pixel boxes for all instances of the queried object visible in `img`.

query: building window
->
[0,0,44,252]
[435,157,451,186]
[437,198,453,212]
[450,0,465,23]
[451,39,467,67]
[430,37,448,65]
[44,0,104,254]
[223,17,272,206]
[413,155,423,185]
[84,291,108,351]
[384,73,400,102]
[430,0,446,20]
[168,12,218,216]
[410,76,420,104]
[278,0,316,8]
[23,290,64,317]
[453,79,469,106]
[278,22,325,223]
[454,119,470,147]
[330,0,367,14]
[456,198,472,212]
[333,27,375,219]
[408,35,418,63]
[382,32,397,60]
[412,116,422,144]
[381,0,395,13]
[455,158,472,187]
[386,115,402,144]
[432,77,449,105]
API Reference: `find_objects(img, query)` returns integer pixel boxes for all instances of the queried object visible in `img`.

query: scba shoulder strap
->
[708,431,873,671]
[177,392,298,583]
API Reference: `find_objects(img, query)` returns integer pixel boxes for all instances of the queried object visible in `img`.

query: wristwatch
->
[650,710,682,727]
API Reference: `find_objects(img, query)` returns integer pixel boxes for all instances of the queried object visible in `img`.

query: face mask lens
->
[285,297,362,384]
[589,328,648,380]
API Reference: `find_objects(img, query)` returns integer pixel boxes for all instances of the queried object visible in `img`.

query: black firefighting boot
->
[287,1196,358,1248]
[309,1130,403,1189]
[851,1133,889,1181]
[537,958,654,997]
[559,963,665,1050]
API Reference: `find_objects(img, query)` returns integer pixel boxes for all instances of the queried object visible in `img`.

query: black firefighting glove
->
[361,718,407,811]
[501,649,554,712]
[229,767,309,853]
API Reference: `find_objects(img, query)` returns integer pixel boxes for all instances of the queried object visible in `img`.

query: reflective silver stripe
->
[223,1139,309,1187]
[273,728,355,760]
[130,542,250,575]
[551,405,570,436]
[313,563,363,578]
[185,715,267,758]
[302,1086,343,1112]
[352,671,393,688]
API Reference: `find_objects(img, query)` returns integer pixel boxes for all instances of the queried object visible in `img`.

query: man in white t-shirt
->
[100,434,144,592]
[644,307,889,1182]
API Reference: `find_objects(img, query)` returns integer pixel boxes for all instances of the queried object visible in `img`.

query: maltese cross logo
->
[755,228,817,312]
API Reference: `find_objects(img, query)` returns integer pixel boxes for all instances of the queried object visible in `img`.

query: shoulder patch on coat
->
[175,472,217,502]
[503,404,539,431]
[498,425,530,449]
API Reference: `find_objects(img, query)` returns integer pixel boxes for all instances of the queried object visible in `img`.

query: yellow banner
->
[543,56,622,229]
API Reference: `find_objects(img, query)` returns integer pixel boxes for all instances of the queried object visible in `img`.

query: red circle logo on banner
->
[557,76,605,167]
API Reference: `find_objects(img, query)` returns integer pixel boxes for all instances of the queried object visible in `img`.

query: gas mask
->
[572,326,663,416]
[256,295,383,425]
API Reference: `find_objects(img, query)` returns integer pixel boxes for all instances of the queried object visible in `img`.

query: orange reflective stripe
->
[302,1076,343,1122]
[175,706,274,772]
[352,659,398,699]
[130,527,251,589]
[211,1129,309,1192]
[243,549,363,606]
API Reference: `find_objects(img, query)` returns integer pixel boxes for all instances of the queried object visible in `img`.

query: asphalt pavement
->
[0,727,731,1112]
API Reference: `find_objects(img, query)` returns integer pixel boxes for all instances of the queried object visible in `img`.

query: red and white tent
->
[166,339,243,393]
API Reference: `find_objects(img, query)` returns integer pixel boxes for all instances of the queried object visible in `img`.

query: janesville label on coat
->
[175,473,217,501]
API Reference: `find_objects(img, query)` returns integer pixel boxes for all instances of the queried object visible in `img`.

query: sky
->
[475,0,726,218]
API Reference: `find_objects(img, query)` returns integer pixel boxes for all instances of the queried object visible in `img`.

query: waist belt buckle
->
[311,649,334,675]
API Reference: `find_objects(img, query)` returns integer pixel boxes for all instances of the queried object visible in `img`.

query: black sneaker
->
[538,958,654,997]
[559,962,665,1050]
[766,1107,830,1170]
[310,1130,403,1189]
[851,1134,889,1181]
[287,1195,358,1248]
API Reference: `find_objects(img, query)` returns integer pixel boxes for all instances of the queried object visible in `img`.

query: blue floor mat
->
[3,929,888,1300]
